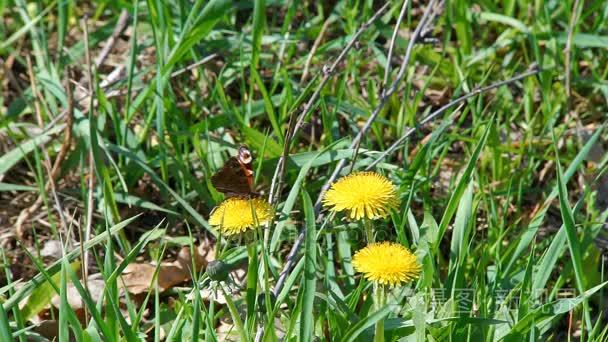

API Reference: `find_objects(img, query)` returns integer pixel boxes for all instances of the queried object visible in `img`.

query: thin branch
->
[170,53,219,78]
[420,0,444,39]
[382,0,410,93]
[341,0,438,197]
[267,2,391,207]
[366,66,540,170]
[291,2,391,145]
[75,9,129,98]
[94,10,130,67]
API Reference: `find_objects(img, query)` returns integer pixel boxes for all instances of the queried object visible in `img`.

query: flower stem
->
[363,219,383,340]
[245,243,258,328]
[373,283,385,342]
[364,219,374,243]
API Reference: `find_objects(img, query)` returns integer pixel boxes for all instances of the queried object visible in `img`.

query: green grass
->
[1,0,608,341]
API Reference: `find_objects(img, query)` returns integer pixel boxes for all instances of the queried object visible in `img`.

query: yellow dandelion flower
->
[209,197,272,236]
[323,171,399,220]
[353,242,421,287]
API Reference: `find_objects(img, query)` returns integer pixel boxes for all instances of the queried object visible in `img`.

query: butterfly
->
[211,145,255,196]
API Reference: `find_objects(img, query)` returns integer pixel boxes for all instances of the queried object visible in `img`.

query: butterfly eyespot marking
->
[238,146,252,164]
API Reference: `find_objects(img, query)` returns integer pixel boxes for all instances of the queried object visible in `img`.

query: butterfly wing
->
[211,157,252,195]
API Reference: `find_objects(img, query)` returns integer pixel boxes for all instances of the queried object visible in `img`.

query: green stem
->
[373,283,385,342]
[364,219,374,243]
[245,242,258,331]
[364,219,382,340]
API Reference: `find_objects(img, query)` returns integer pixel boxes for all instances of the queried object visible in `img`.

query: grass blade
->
[504,124,605,274]
[343,306,391,342]
[299,190,316,342]
[554,136,592,331]
[435,116,493,251]
[0,301,12,342]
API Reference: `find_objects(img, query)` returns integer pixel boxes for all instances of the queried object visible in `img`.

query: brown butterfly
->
[211,145,255,196]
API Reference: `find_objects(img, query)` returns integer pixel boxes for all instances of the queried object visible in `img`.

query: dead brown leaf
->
[121,261,188,294]
[120,240,215,295]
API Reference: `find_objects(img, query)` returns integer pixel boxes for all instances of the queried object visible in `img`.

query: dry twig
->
[94,10,130,67]
[267,2,392,207]
[349,0,437,173]
[382,0,410,93]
